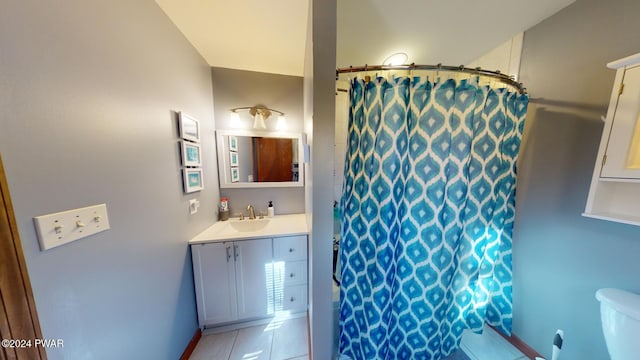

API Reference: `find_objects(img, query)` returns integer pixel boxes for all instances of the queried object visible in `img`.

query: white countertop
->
[189,213,309,244]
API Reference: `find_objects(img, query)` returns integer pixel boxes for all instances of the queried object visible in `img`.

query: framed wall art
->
[181,141,202,167]
[230,167,240,183]
[179,112,200,142]
[229,151,239,167]
[183,168,204,193]
[229,135,238,151]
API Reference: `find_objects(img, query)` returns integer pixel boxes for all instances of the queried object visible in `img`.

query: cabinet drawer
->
[281,285,307,313]
[274,235,307,261]
[282,260,307,286]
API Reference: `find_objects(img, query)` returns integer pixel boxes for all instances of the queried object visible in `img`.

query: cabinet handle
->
[289,248,294,253]
[226,246,232,262]
[290,296,296,302]
[234,244,239,261]
[289,272,295,278]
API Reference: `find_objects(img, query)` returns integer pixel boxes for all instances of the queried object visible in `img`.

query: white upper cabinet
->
[601,63,640,179]
[584,53,640,226]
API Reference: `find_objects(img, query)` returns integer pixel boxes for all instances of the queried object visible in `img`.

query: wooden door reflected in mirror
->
[254,138,294,182]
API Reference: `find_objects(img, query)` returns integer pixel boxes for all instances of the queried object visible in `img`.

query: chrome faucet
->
[247,204,256,220]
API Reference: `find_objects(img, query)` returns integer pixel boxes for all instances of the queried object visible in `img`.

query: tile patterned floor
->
[461,325,528,360]
[190,316,308,360]
[191,316,528,360]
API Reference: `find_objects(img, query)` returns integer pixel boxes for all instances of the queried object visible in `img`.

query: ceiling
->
[155,0,310,76]
[156,0,575,77]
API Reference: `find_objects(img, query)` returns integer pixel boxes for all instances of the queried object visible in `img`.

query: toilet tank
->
[596,288,640,360]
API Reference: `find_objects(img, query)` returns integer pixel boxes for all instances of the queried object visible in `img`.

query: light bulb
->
[253,113,266,129]
[276,115,287,130]
[229,111,241,128]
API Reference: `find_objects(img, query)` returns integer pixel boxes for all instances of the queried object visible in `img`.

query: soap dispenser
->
[267,201,274,217]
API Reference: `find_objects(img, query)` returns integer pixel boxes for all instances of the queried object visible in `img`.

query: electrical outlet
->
[33,204,110,251]
[189,199,200,215]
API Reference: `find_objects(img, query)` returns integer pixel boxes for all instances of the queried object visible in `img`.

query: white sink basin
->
[189,213,308,243]
[228,219,270,232]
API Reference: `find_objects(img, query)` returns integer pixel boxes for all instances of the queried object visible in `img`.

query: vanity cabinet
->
[584,52,640,225]
[191,242,237,325]
[192,235,308,329]
[234,239,275,319]
[274,235,308,313]
[192,239,273,326]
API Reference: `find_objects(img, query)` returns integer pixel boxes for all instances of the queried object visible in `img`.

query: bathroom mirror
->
[216,129,305,188]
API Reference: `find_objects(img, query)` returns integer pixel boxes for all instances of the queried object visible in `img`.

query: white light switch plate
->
[33,204,110,251]
[189,199,200,215]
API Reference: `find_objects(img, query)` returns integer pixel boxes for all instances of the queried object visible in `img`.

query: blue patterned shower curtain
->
[339,76,528,359]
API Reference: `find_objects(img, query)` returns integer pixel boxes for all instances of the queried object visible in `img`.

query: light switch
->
[33,204,110,251]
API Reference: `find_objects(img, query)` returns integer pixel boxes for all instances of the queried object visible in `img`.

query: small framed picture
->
[230,167,240,183]
[181,141,202,167]
[229,136,238,151]
[179,112,200,142]
[229,151,239,167]
[183,168,204,193]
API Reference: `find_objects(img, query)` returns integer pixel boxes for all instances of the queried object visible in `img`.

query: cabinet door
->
[192,242,237,326]
[234,239,274,320]
[602,64,640,179]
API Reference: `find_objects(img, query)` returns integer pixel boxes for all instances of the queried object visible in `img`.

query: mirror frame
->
[216,129,305,188]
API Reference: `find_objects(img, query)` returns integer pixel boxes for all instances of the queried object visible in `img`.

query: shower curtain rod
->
[336,63,526,94]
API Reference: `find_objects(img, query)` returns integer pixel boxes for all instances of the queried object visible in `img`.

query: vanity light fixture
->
[229,105,286,130]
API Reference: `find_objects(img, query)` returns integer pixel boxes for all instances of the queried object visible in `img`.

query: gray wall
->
[515,0,640,358]
[0,1,218,359]
[306,0,337,359]
[211,67,305,215]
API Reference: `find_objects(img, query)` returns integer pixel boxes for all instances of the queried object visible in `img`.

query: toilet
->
[596,288,640,359]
